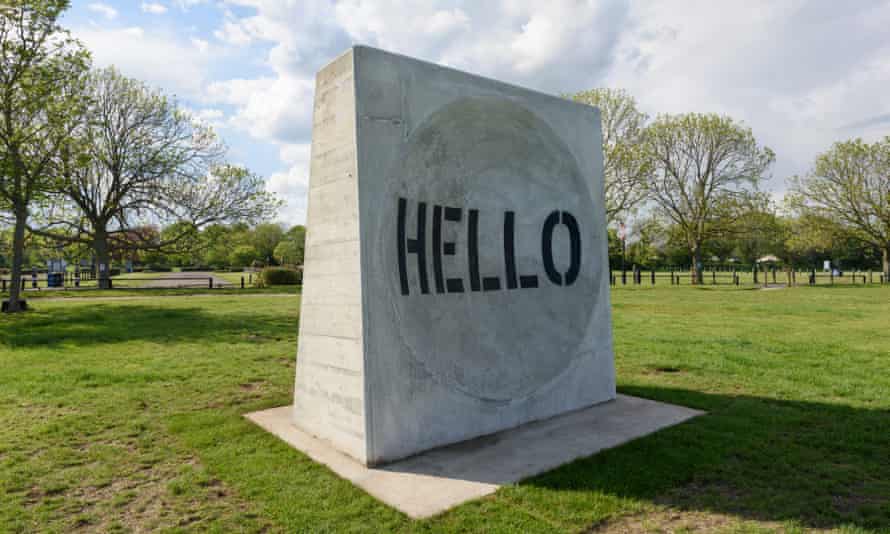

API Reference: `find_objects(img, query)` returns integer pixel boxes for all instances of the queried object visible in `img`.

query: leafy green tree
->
[569,89,651,223]
[199,224,232,268]
[643,113,774,284]
[790,137,890,280]
[31,68,280,288]
[0,0,89,311]
[229,245,258,268]
[274,225,306,266]
[252,222,284,265]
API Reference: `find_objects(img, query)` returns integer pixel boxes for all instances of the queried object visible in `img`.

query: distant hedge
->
[257,267,301,287]
[181,265,212,272]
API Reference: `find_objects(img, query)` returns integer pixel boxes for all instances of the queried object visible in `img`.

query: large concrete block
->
[294,46,614,466]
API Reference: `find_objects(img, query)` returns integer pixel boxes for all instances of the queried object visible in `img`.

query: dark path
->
[136,271,233,288]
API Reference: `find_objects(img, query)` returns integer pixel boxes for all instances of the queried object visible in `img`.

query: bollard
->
[241,276,245,289]
[209,277,213,289]
[621,270,627,285]
[108,278,113,289]
[651,269,655,285]
[712,270,716,285]
[670,268,675,285]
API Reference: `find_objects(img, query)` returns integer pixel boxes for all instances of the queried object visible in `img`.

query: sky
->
[64,0,890,226]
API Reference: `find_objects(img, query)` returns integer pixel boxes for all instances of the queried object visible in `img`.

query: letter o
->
[541,211,582,286]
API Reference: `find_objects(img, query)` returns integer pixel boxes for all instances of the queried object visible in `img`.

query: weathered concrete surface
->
[248,395,704,518]
[293,48,368,463]
[294,45,614,466]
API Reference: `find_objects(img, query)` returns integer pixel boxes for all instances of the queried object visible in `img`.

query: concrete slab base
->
[245,395,704,519]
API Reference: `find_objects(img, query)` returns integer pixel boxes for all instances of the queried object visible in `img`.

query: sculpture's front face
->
[379,97,601,402]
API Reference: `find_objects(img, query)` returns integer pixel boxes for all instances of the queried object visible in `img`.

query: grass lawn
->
[1,287,888,532]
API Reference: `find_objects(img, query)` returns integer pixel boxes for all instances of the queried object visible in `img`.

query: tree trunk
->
[884,246,890,282]
[5,205,28,312]
[94,233,111,290]
[691,245,703,285]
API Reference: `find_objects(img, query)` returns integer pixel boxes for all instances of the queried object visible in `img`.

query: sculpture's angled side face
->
[378,97,600,402]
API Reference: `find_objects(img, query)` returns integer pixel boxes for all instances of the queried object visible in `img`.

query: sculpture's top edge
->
[325,44,601,120]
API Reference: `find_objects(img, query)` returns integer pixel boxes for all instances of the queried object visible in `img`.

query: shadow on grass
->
[524,385,890,531]
[167,385,890,532]
[0,304,297,348]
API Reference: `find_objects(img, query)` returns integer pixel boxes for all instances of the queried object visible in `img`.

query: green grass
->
[14,285,299,299]
[1,287,889,532]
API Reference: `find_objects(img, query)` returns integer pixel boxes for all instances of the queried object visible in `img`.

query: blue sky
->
[64,1,890,225]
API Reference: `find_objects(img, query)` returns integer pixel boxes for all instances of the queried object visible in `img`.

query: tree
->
[252,222,284,265]
[569,88,651,223]
[0,0,89,311]
[643,113,774,284]
[791,137,890,280]
[33,68,279,287]
[274,224,306,266]
[229,245,258,268]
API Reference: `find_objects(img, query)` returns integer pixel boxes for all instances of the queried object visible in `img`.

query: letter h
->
[398,197,429,295]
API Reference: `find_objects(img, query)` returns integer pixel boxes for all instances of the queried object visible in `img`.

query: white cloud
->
[100,0,890,224]
[602,1,890,192]
[206,75,315,141]
[267,144,311,225]
[73,25,218,99]
[191,37,210,53]
[87,2,118,20]
[141,2,168,15]
[214,20,253,46]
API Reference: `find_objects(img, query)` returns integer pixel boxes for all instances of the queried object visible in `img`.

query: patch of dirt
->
[644,365,683,374]
[239,381,265,391]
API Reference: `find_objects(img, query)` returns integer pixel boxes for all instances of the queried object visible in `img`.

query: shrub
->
[256,267,301,287]
[181,265,212,272]
[144,264,172,272]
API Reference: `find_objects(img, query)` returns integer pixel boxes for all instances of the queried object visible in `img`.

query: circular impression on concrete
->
[379,96,600,403]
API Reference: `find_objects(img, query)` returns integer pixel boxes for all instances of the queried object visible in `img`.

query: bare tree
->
[791,137,890,280]
[33,68,279,287]
[569,88,650,223]
[0,0,89,311]
[643,113,774,284]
